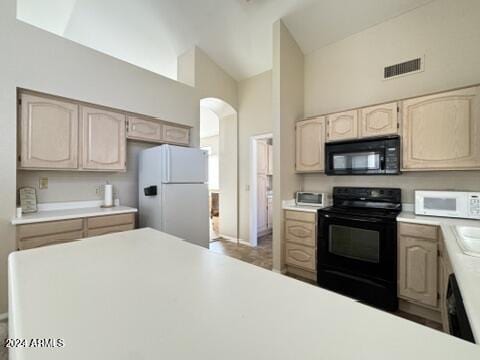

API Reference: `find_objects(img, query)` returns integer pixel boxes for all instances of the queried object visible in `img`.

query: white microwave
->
[295,192,328,207]
[415,191,480,219]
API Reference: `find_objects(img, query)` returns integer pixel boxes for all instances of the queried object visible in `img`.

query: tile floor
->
[209,233,273,270]
[208,235,443,332]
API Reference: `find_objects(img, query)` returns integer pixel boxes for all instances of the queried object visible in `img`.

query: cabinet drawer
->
[399,222,438,240]
[127,116,162,143]
[87,223,135,237]
[17,219,84,239]
[161,125,190,145]
[87,213,135,229]
[284,210,316,223]
[285,220,316,247]
[18,230,83,250]
[285,243,316,271]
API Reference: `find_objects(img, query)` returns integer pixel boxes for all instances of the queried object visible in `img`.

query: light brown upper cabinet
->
[326,110,358,142]
[359,102,399,138]
[402,86,480,170]
[19,93,79,169]
[127,116,162,143]
[296,117,326,172]
[81,106,126,171]
[257,140,269,175]
[161,124,190,145]
[267,144,273,175]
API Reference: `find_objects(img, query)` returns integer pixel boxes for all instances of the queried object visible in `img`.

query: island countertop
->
[8,228,480,360]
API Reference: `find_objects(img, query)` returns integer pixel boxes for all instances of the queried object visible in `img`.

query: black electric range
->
[317,187,402,311]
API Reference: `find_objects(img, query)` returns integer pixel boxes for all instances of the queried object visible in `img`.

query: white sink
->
[455,226,480,257]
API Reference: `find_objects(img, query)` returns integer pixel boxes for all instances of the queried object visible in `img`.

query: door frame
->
[249,132,273,246]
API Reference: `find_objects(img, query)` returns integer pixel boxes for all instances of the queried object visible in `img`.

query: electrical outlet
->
[39,177,48,189]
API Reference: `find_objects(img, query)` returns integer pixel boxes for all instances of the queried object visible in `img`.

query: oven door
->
[318,213,396,281]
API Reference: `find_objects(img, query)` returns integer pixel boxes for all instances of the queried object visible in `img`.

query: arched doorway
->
[200,98,239,243]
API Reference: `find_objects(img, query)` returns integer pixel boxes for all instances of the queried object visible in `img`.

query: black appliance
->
[325,135,400,175]
[317,187,401,311]
[447,274,475,343]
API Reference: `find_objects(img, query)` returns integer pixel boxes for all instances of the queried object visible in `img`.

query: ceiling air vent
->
[384,57,423,80]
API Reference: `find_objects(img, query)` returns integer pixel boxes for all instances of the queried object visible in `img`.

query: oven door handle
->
[322,214,383,223]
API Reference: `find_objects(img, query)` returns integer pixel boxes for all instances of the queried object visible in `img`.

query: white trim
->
[0,313,7,322]
[249,133,273,247]
[218,234,251,247]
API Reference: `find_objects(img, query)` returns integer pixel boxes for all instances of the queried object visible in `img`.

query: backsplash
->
[302,171,480,204]
[17,142,153,208]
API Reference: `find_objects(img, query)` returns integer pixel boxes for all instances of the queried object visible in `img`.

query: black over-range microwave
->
[325,135,400,175]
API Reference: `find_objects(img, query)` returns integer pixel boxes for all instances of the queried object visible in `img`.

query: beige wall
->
[305,0,480,117]
[0,0,200,314]
[302,0,480,202]
[238,70,273,241]
[17,142,152,208]
[178,46,238,110]
[218,113,238,238]
[272,20,304,272]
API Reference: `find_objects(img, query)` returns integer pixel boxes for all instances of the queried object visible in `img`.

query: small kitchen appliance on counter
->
[317,187,402,311]
[295,192,327,207]
[415,190,480,219]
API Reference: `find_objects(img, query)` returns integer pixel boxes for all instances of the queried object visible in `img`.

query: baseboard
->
[217,234,251,247]
[0,313,7,322]
[258,228,272,237]
[398,299,442,323]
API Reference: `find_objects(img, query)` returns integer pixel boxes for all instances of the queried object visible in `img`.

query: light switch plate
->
[39,177,48,189]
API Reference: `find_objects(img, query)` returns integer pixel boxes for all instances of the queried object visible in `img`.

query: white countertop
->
[398,211,480,342]
[282,199,324,213]
[8,228,480,359]
[11,203,137,225]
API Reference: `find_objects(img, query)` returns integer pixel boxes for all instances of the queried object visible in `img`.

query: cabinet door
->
[296,117,326,172]
[20,93,79,169]
[267,144,273,175]
[398,235,438,307]
[257,174,268,231]
[127,116,162,143]
[267,197,273,229]
[359,102,398,138]
[162,125,190,145]
[81,106,126,171]
[327,110,358,142]
[257,140,268,175]
[402,86,480,170]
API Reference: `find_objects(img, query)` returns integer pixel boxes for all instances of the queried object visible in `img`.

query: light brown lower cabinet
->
[17,213,135,250]
[284,210,317,281]
[397,222,445,325]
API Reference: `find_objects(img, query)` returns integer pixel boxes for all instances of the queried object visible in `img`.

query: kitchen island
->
[8,228,480,359]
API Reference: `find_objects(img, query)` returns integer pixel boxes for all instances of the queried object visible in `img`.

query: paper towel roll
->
[104,184,113,207]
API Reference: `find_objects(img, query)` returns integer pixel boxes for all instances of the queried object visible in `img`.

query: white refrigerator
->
[138,145,210,248]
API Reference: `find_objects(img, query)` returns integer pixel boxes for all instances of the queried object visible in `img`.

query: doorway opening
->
[199,98,238,244]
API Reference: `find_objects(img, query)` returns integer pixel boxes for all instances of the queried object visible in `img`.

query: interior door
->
[161,183,209,248]
[163,146,208,183]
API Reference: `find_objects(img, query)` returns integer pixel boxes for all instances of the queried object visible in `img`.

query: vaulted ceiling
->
[17,0,434,81]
